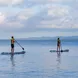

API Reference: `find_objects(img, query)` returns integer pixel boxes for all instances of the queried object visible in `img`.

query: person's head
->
[58,38,60,40]
[11,36,14,38]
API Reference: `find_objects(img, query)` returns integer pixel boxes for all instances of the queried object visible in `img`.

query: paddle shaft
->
[15,40,24,50]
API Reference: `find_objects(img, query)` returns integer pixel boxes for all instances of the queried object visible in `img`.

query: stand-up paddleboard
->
[1,51,26,55]
[50,49,69,52]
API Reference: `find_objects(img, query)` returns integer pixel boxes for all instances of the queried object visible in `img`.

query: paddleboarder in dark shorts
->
[11,36,15,54]
[57,38,61,52]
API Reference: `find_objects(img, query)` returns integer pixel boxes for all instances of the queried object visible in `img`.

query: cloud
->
[0,7,36,32]
[28,0,62,4]
[0,0,78,39]
[0,0,12,5]
[47,4,69,17]
[17,8,35,20]
[6,21,24,28]
[0,0,78,33]
[0,12,5,24]
[0,12,24,31]
[27,0,74,5]
[12,0,23,5]
[0,0,24,6]
[0,4,73,32]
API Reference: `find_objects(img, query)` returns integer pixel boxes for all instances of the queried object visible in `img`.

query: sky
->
[0,0,78,39]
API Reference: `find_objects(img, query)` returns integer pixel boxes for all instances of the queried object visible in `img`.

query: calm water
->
[0,40,78,78]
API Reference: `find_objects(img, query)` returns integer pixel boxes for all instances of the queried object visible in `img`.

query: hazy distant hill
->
[17,36,78,41]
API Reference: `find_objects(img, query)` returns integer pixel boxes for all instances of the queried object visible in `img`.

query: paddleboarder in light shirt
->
[11,36,15,54]
[57,38,61,52]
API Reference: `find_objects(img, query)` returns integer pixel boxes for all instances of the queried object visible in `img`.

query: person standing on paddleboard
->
[57,38,61,52]
[11,36,15,54]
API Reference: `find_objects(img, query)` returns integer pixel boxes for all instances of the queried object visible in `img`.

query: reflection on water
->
[56,52,61,69]
[10,55,15,67]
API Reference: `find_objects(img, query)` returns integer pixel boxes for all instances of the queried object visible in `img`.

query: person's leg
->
[11,48,13,53]
[13,48,14,53]
[57,46,58,51]
[11,44,14,54]
[11,44,12,52]
[11,48,12,52]
[57,45,59,55]
[59,46,60,51]
[11,44,13,53]
[13,44,14,53]
[59,46,61,55]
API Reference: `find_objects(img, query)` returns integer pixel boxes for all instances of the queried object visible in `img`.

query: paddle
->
[15,40,24,50]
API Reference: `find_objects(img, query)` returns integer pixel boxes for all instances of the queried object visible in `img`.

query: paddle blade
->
[61,50,63,52]
[22,48,24,50]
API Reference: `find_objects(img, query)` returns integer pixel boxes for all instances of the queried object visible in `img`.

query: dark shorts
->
[11,44,14,48]
[57,44,60,47]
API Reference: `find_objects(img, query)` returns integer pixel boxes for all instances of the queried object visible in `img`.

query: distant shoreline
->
[0,36,78,41]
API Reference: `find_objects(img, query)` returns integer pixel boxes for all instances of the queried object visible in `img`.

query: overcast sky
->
[0,0,78,39]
